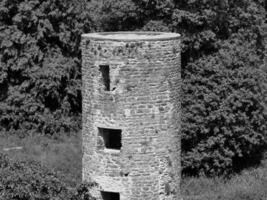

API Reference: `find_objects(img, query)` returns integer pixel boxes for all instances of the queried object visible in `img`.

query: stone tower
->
[81,32,181,200]
[264,7,267,67]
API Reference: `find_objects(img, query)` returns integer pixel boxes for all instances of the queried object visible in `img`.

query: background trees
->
[0,0,95,135]
[0,0,266,176]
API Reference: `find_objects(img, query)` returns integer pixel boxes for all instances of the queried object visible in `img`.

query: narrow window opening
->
[98,128,122,150]
[101,191,120,200]
[99,65,110,91]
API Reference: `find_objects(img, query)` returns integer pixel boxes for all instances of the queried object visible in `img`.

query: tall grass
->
[182,166,267,200]
[0,133,82,187]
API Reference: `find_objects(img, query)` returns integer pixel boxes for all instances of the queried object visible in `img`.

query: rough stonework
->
[81,32,181,200]
[264,24,267,66]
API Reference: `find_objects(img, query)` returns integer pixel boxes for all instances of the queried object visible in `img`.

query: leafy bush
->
[182,32,267,176]
[0,153,96,200]
[0,133,82,187]
[0,153,70,199]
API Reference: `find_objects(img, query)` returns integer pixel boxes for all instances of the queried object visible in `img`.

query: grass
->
[0,133,82,187]
[1,132,267,199]
[182,164,267,200]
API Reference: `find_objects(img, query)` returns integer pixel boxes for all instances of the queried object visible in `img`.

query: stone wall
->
[264,24,267,66]
[81,32,181,200]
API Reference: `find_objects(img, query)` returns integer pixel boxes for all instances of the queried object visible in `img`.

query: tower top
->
[82,31,180,41]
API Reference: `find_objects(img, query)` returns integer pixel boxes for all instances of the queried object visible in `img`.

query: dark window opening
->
[101,191,120,200]
[98,128,122,150]
[99,65,110,91]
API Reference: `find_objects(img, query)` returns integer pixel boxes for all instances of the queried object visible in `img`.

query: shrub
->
[0,153,96,200]
[182,32,267,176]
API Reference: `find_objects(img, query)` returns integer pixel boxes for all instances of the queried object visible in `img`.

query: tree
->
[182,32,267,175]
[0,0,95,135]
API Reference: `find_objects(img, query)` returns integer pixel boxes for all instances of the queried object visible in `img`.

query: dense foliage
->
[0,153,96,200]
[0,0,95,135]
[0,0,266,175]
[182,35,267,176]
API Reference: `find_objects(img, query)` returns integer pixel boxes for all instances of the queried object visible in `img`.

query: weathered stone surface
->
[82,32,181,200]
[264,24,267,67]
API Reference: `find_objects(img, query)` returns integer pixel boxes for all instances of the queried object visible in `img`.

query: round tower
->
[81,32,181,200]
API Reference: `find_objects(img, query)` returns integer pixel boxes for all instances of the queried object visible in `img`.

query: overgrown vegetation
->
[182,35,267,176]
[0,0,95,135]
[0,0,266,177]
[0,152,96,200]
[182,166,267,200]
[0,133,82,187]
